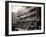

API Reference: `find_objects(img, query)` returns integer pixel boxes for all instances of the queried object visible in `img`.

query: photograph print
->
[12,5,41,31]
[5,1,45,36]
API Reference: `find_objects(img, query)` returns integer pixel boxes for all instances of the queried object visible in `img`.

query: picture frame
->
[5,1,45,36]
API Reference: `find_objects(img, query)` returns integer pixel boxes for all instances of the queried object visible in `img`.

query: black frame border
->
[5,1,45,36]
